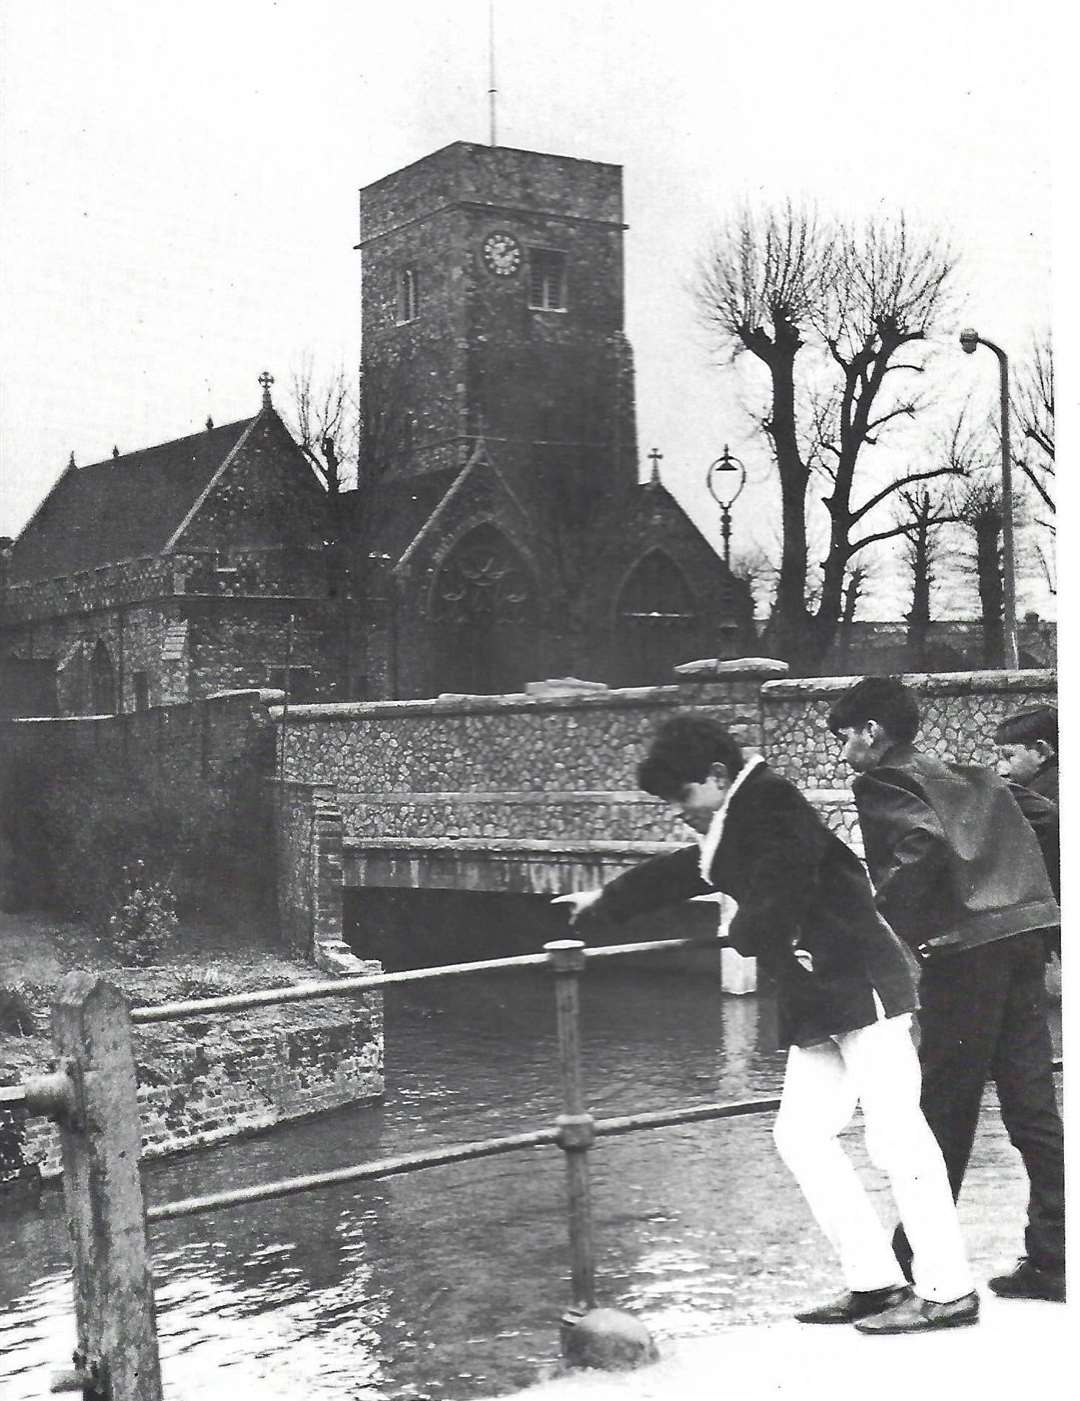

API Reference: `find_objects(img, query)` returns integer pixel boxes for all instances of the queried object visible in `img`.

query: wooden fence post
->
[51,971,163,1401]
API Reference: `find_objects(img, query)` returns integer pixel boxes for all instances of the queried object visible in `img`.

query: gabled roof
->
[7,416,257,584]
[393,438,533,577]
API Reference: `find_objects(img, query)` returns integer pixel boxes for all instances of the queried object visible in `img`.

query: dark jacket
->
[852,743,1059,960]
[576,762,919,1049]
[1007,780,1059,901]
[1026,760,1059,805]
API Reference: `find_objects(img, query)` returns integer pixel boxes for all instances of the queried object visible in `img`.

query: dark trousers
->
[893,932,1064,1277]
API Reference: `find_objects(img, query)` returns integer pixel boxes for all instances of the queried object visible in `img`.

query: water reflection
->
[0,965,1059,1399]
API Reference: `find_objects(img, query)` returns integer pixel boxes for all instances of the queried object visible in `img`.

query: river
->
[0,960,1059,1400]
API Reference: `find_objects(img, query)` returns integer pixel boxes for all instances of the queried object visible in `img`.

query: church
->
[0,141,754,716]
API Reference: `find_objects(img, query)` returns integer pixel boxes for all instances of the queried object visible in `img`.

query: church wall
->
[174,412,330,553]
[187,601,342,701]
[1,539,342,714]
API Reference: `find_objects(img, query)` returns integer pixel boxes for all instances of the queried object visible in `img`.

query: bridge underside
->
[342,838,673,896]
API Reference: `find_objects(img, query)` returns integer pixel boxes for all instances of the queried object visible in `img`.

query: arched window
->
[90,639,116,714]
[614,550,699,686]
[431,524,536,694]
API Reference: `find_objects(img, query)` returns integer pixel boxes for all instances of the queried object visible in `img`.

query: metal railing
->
[5,937,1065,1400]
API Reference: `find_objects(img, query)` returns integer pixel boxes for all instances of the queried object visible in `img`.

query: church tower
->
[357,141,637,531]
[352,141,753,699]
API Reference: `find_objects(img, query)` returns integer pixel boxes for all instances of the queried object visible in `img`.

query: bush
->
[0,985,40,1036]
[106,864,179,966]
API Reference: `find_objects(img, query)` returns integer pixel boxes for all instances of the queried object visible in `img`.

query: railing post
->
[50,971,163,1401]
[545,940,658,1372]
[545,939,596,1311]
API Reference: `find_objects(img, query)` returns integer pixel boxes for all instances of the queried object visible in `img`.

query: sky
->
[0,0,1059,618]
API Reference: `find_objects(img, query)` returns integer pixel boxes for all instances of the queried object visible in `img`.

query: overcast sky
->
[0,0,1057,617]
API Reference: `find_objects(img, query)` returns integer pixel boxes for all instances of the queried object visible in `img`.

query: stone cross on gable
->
[258,370,274,407]
[647,447,662,484]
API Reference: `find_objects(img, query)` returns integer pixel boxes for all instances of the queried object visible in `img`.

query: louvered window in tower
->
[528,248,566,310]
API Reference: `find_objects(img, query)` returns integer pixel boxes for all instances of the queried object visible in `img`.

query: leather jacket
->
[853,743,1059,960]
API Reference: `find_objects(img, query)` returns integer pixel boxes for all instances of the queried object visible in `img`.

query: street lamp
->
[706,445,747,568]
[959,328,1019,670]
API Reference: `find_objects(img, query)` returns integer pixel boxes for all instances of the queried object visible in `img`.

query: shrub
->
[106,864,179,967]
[0,986,40,1036]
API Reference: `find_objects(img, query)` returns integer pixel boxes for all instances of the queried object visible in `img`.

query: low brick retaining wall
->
[1,954,384,1192]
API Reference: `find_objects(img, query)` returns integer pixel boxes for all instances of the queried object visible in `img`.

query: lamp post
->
[706,445,747,568]
[959,328,1019,670]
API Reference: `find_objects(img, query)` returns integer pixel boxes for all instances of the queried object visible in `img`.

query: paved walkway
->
[496,1291,1068,1399]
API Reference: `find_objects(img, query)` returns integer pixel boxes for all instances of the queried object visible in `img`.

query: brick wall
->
[4,967,383,1188]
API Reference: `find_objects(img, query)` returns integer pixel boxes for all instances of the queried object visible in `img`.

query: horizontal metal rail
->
[129,935,729,1025]
[146,1092,782,1223]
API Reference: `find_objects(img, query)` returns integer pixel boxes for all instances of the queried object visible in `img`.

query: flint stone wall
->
[275,670,769,846]
[274,664,1056,915]
[762,669,1058,851]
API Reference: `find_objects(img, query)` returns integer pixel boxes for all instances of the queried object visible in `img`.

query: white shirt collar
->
[698,754,765,882]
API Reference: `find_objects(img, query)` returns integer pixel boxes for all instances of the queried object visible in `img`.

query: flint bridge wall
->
[274,663,1056,954]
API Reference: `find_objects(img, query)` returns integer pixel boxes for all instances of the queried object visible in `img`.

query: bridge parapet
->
[271,662,1056,954]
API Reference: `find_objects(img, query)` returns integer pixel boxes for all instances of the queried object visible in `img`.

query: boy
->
[556,714,976,1334]
[994,704,1058,803]
[995,705,1059,922]
[828,677,1064,1305]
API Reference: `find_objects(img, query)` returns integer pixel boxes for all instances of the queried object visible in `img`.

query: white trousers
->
[772,1012,972,1303]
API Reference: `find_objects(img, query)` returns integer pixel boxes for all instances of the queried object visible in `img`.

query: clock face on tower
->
[482,230,522,277]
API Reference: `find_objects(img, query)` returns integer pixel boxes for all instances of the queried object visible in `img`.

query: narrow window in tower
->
[528,248,567,310]
[397,267,419,323]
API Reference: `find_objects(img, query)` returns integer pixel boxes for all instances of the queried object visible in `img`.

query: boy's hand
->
[551,889,603,926]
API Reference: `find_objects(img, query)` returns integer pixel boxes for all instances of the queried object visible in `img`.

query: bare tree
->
[696,205,960,672]
[729,544,777,622]
[285,353,414,696]
[956,474,1006,668]
[1012,332,1055,596]
[894,483,961,670]
[833,555,879,673]
[288,356,358,497]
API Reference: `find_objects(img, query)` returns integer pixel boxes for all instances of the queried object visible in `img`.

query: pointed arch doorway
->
[430,523,538,695]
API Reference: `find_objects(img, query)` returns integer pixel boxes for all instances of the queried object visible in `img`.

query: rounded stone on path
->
[561,1308,659,1371]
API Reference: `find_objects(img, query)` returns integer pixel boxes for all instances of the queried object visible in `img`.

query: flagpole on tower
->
[488,0,497,146]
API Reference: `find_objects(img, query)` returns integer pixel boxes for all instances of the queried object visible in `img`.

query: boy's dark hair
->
[827,676,920,744]
[993,705,1058,753]
[637,714,745,798]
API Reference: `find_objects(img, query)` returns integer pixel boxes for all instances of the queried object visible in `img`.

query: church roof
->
[7,416,256,584]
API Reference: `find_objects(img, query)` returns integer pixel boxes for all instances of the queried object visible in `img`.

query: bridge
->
[272,660,1057,961]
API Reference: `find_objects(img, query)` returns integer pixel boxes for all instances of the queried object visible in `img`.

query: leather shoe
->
[989,1258,1065,1302]
[855,1290,979,1334]
[795,1285,909,1325]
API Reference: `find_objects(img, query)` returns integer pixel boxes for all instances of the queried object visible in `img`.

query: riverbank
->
[0,909,383,1189]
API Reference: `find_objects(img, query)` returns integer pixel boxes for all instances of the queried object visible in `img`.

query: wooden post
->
[545,940,596,1311]
[51,972,163,1401]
